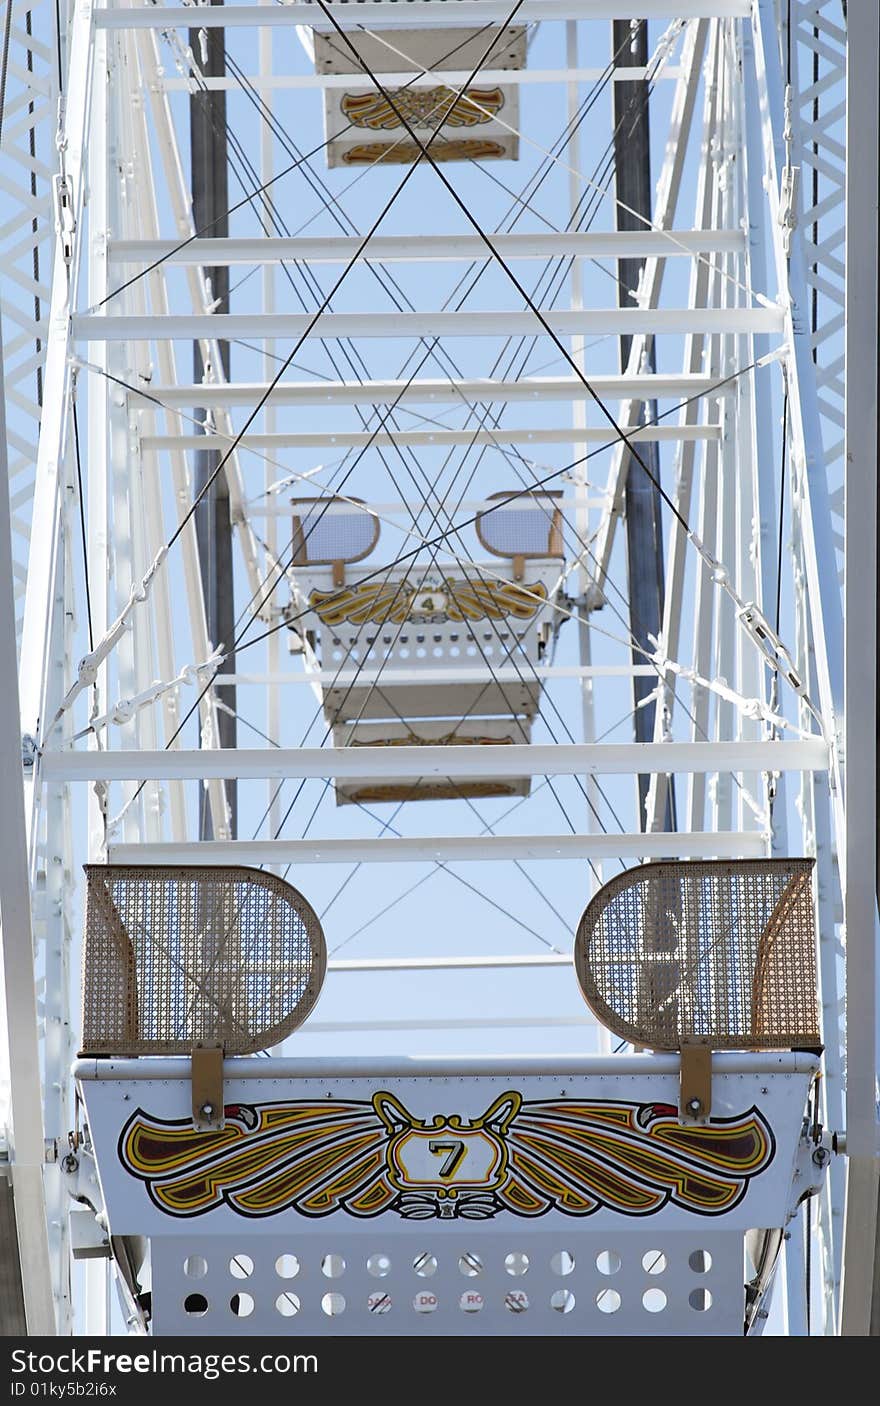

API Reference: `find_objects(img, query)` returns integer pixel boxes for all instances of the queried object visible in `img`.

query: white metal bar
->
[221,665,659,685]
[157,65,688,92]
[142,424,721,452]
[108,830,767,865]
[328,954,571,971]
[72,1051,822,1081]
[96,3,753,30]
[127,372,728,407]
[19,0,95,756]
[42,738,829,781]
[646,21,720,833]
[74,307,785,341]
[110,231,746,265]
[0,319,55,1334]
[840,0,880,1338]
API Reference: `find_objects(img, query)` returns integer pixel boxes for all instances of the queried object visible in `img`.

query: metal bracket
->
[679,1037,712,1123]
[191,1044,224,1131]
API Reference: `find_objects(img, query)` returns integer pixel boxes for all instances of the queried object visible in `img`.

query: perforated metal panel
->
[476,492,564,559]
[81,867,326,1056]
[291,497,379,566]
[574,860,820,1052]
[150,1231,743,1337]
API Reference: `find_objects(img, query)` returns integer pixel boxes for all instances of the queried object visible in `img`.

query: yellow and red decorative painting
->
[119,1092,774,1221]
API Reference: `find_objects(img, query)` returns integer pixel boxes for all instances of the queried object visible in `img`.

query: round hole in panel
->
[466,645,477,657]
[595,1250,621,1276]
[505,1291,529,1314]
[596,1289,621,1315]
[504,1251,529,1277]
[367,1291,392,1315]
[432,646,443,658]
[551,1251,575,1277]
[458,1253,483,1278]
[229,1254,253,1280]
[332,649,342,661]
[689,1250,712,1274]
[183,1255,207,1280]
[449,646,460,657]
[642,1250,667,1276]
[230,1292,254,1318]
[321,1253,345,1279]
[459,1291,483,1314]
[399,648,410,659]
[550,1289,576,1315]
[275,1254,300,1280]
[413,1252,437,1278]
[321,1292,345,1317]
[275,1292,300,1318]
[183,1294,209,1317]
[689,1287,713,1312]
[642,1288,667,1314]
[416,647,427,659]
[413,1291,438,1314]
[367,1253,392,1278]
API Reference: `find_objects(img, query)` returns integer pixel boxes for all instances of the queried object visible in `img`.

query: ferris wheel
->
[0,0,876,1339]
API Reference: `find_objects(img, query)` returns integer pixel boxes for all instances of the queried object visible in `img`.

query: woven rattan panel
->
[81,866,326,1056]
[574,860,820,1051]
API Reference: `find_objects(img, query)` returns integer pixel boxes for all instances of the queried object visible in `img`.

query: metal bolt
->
[687,1097,702,1115]
[61,1153,78,1174]
[200,1103,214,1117]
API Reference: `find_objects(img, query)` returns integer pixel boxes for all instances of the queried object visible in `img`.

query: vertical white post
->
[0,336,56,1333]
[840,0,880,1338]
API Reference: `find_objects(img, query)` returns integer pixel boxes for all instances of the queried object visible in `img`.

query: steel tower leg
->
[190,2,236,838]
[612,17,674,832]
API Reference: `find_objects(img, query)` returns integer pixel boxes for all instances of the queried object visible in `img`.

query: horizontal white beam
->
[329,953,571,971]
[74,307,783,341]
[72,1051,821,1081]
[108,831,767,865]
[130,372,728,408]
[223,665,659,684]
[159,66,687,93]
[42,738,829,781]
[143,424,720,452]
[110,231,746,267]
[97,3,751,31]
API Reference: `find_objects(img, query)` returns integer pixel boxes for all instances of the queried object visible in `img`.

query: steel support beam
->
[0,327,55,1334]
[74,307,785,341]
[115,371,730,407]
[110,231,747,265]
[41,738,829,782]
[190,0,236,838]
[840,0,880,1339]
[96,3,752,30]
[108,831,767,865]
[143,424,721,453]
[613,16,674,832]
